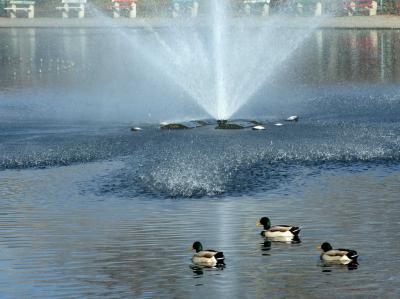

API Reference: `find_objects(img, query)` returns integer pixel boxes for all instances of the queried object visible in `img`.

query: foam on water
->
[1,112,399,198]
[92,121,400,198]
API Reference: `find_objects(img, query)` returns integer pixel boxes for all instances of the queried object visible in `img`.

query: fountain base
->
[215,120,257,129]
[158,119,264,130]
[216,120,241,129]
[160,121,200,130]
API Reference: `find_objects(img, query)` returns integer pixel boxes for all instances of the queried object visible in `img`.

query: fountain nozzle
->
[217,120,228,126]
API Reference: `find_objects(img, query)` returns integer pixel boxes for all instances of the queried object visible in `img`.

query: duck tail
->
[346,250,358,261]
[290,227,301,236]
[340,248,358,260]
[215,251,225,265]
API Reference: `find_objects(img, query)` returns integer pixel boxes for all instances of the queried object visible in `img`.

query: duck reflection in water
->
[190,264,205,276]
[265,235,301,244]
[320,260,359,272]
[261,239,272,255]
[189,263,226,276]
[260,236,301,255]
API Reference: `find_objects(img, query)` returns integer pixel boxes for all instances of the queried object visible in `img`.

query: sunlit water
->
[1,29,400,298]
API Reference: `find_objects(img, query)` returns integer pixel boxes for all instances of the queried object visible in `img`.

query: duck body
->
[320,242,358,265]
[192,250,225,267]
[257,217,301,239]
[191,241,225,267]
[261,225,301,238]
[130,127,142,132]
[286,115,299,122]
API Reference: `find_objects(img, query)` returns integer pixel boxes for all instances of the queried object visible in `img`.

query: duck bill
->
[316,245,321,250]
[256,220,262,227]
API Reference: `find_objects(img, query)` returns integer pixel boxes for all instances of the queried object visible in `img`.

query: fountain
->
[120,1,321,124]
[0,1,322,126]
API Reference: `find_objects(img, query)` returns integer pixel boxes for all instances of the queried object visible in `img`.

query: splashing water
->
[85,2,322,120]
[130,2,322,120]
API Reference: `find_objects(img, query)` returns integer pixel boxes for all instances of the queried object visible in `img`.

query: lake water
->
[0,28,400,298]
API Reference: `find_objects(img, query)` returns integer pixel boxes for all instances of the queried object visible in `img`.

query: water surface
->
[0,28,400,298]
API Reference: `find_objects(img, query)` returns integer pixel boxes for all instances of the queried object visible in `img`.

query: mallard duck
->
[256,217,301,238]
[318,242,358,265]
[130,127,142,132]
[286,115,299,122]
[191,241,225,267]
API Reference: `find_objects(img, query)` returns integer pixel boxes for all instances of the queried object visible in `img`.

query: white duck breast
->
[265,235,295,243]
[252,125,266,130]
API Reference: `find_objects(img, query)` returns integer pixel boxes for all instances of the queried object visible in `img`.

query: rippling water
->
[0,121,399,298]
[1,28,400,298]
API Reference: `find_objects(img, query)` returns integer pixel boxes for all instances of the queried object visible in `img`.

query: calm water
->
[0,28,400,298]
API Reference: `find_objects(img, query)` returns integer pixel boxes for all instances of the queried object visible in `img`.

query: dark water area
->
[0,28,400,298]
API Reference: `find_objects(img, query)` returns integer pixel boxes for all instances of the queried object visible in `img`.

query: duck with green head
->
[318,242,358,265]
[191,241,225,267]
[256,217,301,239]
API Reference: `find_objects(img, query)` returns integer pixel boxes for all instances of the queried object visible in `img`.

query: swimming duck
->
[256,217,301,238]
[286,115,299,122]
[318,242,358,265]
[191,241,225,267]
[130,127,142,132]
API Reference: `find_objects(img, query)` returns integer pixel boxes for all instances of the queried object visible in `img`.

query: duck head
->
[192,241,203,253]
[319,242,333,252]
[256,217,271,230]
